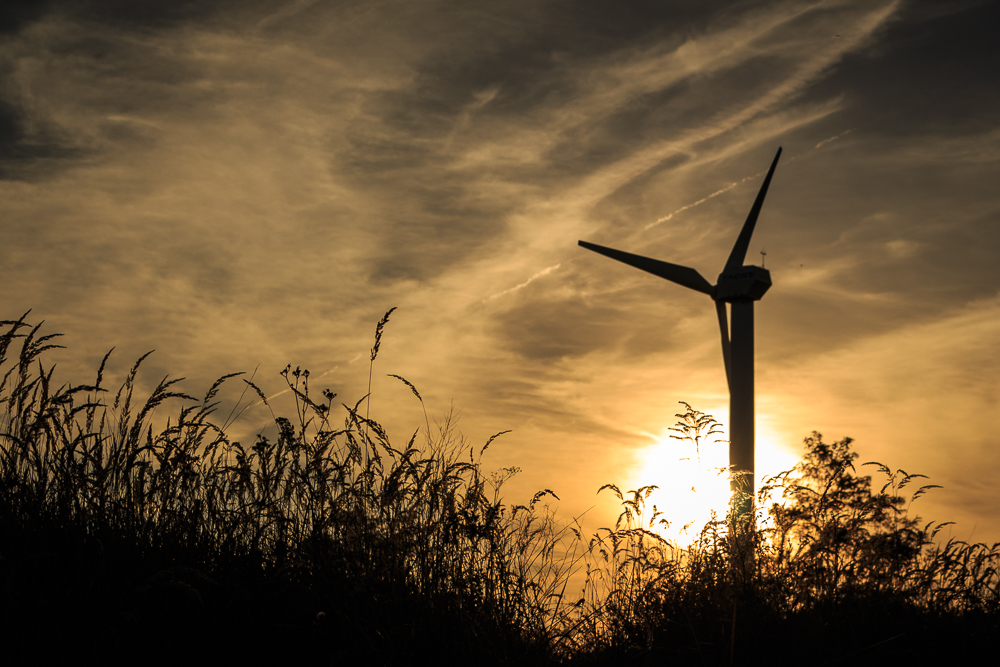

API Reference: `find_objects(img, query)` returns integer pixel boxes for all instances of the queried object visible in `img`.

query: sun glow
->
[631,407,801,547]
[632,409,733,547]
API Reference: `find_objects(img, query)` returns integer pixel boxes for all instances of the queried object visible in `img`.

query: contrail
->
[645,181,741,230]
[814,128,852,149]
[647,132,853,231]
[484,263,562,302]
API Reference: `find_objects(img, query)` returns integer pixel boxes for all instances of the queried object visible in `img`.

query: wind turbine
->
[578,147,782,519]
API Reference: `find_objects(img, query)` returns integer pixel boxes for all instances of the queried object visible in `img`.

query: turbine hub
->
[715,265,771,302]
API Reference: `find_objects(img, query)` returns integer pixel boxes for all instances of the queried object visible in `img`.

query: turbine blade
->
[725,147,782,270]
[716,300,732,391]
[578,240,713,295]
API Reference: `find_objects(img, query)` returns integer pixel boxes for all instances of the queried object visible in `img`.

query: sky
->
[1,0,998,546]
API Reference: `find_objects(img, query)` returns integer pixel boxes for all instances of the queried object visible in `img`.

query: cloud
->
[0,0,996,539]
[255,0,320,30]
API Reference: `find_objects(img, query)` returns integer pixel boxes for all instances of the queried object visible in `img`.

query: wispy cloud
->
[1,0,997,541]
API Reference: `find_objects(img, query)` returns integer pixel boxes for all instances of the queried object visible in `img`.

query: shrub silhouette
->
[764,435,929,606]
[570,409,1000,664]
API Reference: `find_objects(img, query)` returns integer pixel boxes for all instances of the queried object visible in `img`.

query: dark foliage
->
[570,407,1000,665]
[2,314,998,665]
[0,312,567,664]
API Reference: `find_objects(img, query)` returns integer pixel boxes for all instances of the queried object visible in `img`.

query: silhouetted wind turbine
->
[578,147,782,519]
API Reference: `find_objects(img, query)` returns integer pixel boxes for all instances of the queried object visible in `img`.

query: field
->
[2,311,998,664]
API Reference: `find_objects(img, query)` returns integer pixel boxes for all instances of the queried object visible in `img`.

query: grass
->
[2,310,998,664]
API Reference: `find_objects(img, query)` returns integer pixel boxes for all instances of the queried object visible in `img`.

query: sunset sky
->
[2,0,998,545]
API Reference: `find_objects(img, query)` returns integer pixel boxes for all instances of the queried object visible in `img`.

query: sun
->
[631,408,802,546]
[632,415,733,547]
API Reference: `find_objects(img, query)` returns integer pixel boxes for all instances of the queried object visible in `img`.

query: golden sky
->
[2,0,998,544]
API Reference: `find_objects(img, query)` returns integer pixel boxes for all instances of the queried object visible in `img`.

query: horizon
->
[1,0,998,545]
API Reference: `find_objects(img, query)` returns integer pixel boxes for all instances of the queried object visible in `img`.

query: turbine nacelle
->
[714,265,771,302]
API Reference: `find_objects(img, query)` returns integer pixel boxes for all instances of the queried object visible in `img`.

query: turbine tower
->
[578,147,782,519]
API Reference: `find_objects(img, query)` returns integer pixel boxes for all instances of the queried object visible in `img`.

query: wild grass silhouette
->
[0,310,571,663]
[2,311,998,664]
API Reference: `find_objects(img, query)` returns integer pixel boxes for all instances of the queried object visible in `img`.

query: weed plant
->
[2,312,998,665]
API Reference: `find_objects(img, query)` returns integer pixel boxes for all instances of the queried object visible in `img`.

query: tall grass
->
[0,311,573,663]
[2,311,998,664]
